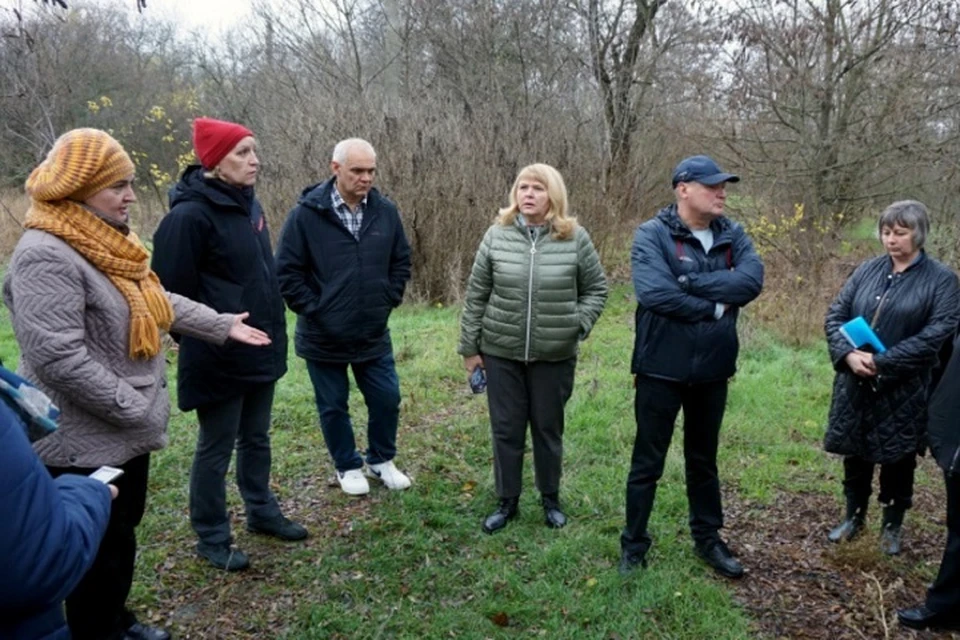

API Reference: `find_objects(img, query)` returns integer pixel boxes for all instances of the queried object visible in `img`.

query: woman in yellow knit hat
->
[2,128,271,640]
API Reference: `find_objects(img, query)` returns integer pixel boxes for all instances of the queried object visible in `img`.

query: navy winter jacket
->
[0,400,111,639]
[275,178,412,363]
[630,205,764,383]
[152,166,288,410]
[824,252,960,463]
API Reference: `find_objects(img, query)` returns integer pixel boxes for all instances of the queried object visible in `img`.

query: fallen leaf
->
[490,612,509,627]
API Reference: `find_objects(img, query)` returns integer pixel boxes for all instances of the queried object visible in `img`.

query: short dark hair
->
[878,200,929,249]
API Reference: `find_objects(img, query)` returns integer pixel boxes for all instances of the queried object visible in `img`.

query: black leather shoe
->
[482,497,519,534]
[248,514,308,541]
[541,494,567,529]
[618,550,647,576]
[897,605,960,631]
[695,540,744,579]
[197,542,250,572]
[124,623,171,640]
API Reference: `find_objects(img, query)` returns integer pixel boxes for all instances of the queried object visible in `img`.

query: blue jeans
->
[305,352,401,472]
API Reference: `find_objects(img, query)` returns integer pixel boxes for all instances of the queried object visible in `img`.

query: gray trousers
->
[190,382,282,545]
[484,354,577,499]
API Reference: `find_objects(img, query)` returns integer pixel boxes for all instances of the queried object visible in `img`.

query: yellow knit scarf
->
[24,199,175,360]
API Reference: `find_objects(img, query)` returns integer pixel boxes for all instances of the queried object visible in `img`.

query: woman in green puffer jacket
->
[458,163,608,534]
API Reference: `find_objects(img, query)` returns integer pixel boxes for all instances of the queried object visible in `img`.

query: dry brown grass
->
[0,189,27,260]
[0,188,171,262]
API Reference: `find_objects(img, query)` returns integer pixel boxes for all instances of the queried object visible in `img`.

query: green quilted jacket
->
[458,219,608,362]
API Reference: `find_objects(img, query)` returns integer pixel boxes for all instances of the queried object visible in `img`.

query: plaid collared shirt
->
[331,185,366,239]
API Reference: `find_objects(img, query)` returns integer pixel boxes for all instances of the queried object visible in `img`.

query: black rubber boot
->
[880,505,905,555]
[482,497,519,534]
[828,495,867,543]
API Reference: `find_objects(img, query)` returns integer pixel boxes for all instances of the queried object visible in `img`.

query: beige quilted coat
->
[3,229,234,467]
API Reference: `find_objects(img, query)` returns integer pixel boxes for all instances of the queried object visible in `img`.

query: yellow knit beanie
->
[26,129,136,203]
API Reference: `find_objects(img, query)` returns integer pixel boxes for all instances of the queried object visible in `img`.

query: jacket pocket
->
[382,279,401,307]
[112,375,156,425]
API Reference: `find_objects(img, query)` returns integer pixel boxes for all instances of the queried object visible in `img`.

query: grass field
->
[0,285,948,638]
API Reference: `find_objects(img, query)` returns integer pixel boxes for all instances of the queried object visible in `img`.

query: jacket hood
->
[298,177,334,210]
[656,204,733,239]
[169,164,254,213]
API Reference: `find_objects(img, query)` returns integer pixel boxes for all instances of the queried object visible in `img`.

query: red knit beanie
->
[192,117,254,169]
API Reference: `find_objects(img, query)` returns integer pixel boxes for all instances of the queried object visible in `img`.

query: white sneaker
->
[337,469,370,495]
[365,460,412,491]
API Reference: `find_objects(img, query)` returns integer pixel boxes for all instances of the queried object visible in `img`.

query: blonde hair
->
[496,163,577,240]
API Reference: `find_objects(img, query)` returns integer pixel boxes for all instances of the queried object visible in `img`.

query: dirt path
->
[725,458,957,639]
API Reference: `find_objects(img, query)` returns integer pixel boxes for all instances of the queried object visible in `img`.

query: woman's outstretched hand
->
[228,312,272,346]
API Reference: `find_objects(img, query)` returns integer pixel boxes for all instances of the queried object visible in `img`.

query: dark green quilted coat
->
[458,219,608,362]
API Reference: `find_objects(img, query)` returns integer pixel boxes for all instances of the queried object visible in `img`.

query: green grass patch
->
[0,284,919,638]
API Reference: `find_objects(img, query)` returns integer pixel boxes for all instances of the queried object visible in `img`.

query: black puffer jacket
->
[925,332,960,475]
[630,205,764,383]
[274,178,412,363]
[152,166,288,410]
[824,252,960,463]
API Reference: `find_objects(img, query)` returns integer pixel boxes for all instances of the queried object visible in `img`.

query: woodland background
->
[2,0,960,341]
[3,2,960,638]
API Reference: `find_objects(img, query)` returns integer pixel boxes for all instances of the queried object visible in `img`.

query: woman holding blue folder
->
[824,200,960,555]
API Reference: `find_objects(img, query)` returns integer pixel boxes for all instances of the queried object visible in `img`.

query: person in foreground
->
[458,163,608,533]
[620,155,763,578]
[276,138,413,496]
[152,118,306,572]
[824,200,959,556]
[3,128,271,640]
[898,332,960,631]
[0,368,114,640]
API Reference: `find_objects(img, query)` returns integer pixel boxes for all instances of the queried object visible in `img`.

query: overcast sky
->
[149,0,255,32]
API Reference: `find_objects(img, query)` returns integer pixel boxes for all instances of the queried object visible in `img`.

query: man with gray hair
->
[276,138,413,495]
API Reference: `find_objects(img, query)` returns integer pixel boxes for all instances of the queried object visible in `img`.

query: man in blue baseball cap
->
[619,155,763,579]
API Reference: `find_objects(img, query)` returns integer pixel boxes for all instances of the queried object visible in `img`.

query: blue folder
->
[839,316,886,354]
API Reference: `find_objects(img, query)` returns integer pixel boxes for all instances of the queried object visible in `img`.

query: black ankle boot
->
[541,493,567,529]
[880,505,905,555]
[828,496,867,543]
[483,497,519,534]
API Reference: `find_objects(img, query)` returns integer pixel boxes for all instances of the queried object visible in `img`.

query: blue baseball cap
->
[671,155,740,188]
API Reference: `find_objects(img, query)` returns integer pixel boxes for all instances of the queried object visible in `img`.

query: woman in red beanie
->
[152,118,306,571]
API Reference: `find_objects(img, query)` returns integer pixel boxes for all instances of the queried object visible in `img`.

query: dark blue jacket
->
[152,166,288,410]
[631,205,764,383]
[0,400,111,639]
[275,178,412,363]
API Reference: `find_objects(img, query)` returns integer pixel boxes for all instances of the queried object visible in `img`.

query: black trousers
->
[47,453,150,640]
[842,453,916,509]
[621,376,728,557]
[484,354,577,499]
[927,471,960,612]
[191,382,281,546]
